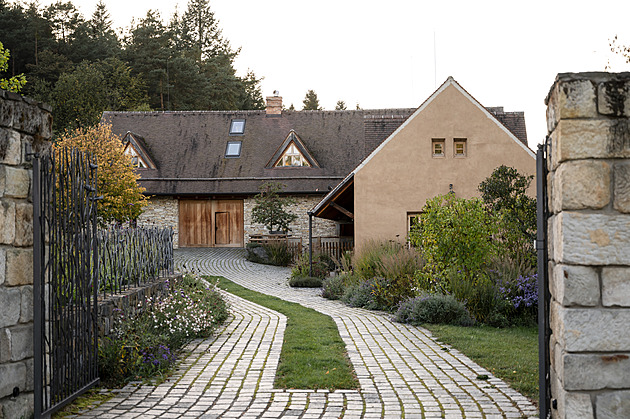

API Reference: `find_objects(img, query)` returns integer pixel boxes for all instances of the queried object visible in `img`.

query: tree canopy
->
[54,124,148,224]
[302,89,321,110]
[0,0,265,134]
[0,41,26,92]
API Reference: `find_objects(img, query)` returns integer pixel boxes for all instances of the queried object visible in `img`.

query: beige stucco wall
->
[354,83,536,249]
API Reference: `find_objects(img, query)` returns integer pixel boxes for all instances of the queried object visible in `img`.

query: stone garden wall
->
[244,195,338,244]
[0,90,52,419]
[137,196,179,248]
[546,72,630,418]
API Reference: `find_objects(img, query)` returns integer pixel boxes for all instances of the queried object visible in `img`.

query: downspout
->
[308,211,313,277]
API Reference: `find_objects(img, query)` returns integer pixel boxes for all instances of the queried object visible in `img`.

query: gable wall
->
[354,83,536,248]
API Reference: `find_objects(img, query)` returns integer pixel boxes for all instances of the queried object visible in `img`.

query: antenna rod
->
[434,30,437,88]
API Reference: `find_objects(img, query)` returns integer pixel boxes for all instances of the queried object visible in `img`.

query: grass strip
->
[208,275,359,390]
[424,324,538,402]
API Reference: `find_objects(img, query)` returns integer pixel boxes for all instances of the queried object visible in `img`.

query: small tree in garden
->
[55,124,148,224]
[478,165,536,268]
[409,194,499,292]
[251,182,297,233]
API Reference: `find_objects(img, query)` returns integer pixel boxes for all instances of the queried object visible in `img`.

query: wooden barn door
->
[179,199,243,247]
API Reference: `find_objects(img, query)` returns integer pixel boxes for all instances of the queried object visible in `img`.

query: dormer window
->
[124,143,148,168]
[229,119,245,135]
[225,141,242,157]
[275,143,311,167]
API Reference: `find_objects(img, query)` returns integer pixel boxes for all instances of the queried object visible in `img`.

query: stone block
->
[0,200,15,245]
[598,80,630,117]
[564,353,630,390]
[552,161,610,211]
[13,202,32,247]
[550,120,630,170]
[551,302,630,351]
[0,328,9,362]
[613,162,630,213]
[0,393,33,419]
[0,95,14,128]
[565,392,594,419]
[552,264,599,306]
[547,79,597,132]
[0,362,26,399]
[602,267,630,307]
[596,390,630,419]
[553,211,630,265]
[0,128,21,165]
[0,287,20,328]
[7,324,32,361]
[5,248,32,286]
[19,286,32,323]
[0,166,30,199]
[0,249,4,286]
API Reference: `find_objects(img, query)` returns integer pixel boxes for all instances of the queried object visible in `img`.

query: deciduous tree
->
[55,124,148,224]
[0,41,26,92]
[251,182,298,233]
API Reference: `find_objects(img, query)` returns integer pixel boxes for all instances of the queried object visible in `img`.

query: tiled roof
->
[486,107,528,146]
[102,109,414,196]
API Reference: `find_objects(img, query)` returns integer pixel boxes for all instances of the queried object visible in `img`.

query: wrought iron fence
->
[33,147,100,418]
[98,226,174,298]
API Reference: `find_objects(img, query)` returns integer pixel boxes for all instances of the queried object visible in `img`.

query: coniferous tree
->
[302,89,321,110]
[335,100,347,110]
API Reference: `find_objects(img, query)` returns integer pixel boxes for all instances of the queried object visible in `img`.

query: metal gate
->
[536,138,551,419]
[32,148,100,418]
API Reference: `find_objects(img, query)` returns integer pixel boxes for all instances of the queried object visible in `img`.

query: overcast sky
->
[41,0,630,146]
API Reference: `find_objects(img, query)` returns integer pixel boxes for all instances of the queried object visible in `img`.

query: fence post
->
[32,153,43,418]
[308,211,313,277]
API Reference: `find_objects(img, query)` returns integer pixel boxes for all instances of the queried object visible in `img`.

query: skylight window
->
[225,141,242,157]
[229,119,245,135]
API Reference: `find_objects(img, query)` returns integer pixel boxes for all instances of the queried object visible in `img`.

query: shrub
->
[495,273,538,326]
[98,274,229,387]
[394,294,473,326]
[409,194,500,293]
[289,276,323,288]
[353,240,400,280]
[370,247,423,309]
[246,241,293,266]
[322,272,362,300]
[342,278,390,311]
[447,269,498,323]
[291,253,331,279]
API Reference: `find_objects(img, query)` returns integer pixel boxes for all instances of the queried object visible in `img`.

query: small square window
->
[229,119,245,135]
[432,139,445,157]
[454,138,467,157]
[225,141,242,157]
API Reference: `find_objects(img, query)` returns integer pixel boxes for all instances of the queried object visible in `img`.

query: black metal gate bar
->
[33,148,100,418]
[537,138,551,419]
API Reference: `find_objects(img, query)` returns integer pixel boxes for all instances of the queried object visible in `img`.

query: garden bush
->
[289,275,323,288]
[98,274,229,387]
[246,241,293,266]
[353,240,400,280]
[322,272,362,300]
[394,294,473,326]
[291,252,332,279]
[342,277,390,311]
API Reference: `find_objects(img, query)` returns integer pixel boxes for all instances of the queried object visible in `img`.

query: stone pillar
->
[546,72,630,419]
[0,90,52,418]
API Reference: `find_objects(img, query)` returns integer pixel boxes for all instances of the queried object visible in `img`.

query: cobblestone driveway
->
[79,248,537,418]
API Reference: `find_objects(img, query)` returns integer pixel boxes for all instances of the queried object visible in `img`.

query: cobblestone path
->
[79,248,538,418]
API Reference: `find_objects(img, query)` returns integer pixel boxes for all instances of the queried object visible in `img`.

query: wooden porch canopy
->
[311,173,355,222]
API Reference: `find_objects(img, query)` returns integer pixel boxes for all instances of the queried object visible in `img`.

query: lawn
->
[424,324,539,402]
[208,275,359,390]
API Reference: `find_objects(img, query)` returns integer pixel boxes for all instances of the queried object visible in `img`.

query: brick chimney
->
[266,95,282,116]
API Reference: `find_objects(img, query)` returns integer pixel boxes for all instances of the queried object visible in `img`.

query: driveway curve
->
[80,248,538,418]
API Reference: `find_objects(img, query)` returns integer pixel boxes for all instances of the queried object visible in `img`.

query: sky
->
[39,0,630,147]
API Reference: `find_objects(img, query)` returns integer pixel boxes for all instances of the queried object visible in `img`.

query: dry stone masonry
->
[546,72,630,419]
[0,90,52,419]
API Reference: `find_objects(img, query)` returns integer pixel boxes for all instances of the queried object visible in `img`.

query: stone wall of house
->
[546,72,630,418]
[137,196,179,248]
[0,90,52,419]
[244,195,338,244]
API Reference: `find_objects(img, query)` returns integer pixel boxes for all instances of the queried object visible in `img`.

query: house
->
[102,100,416,248]
[311,77,536,250]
